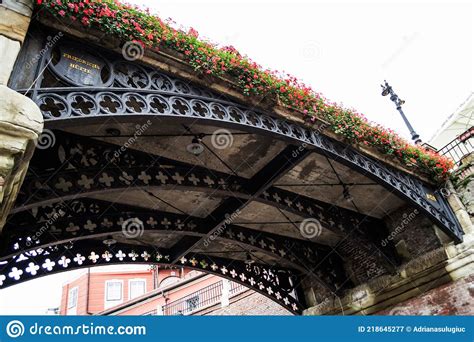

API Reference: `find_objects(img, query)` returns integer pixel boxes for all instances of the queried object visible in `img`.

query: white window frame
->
[104,279,123,309]
[67,286,78,315]
[128,278,146,300]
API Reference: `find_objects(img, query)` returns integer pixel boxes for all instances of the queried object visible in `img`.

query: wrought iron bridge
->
[0,23,465,315]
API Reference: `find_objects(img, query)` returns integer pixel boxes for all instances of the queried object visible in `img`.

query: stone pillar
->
[0,0,43,231]
[455,153,474,220]
[0,0,34,85]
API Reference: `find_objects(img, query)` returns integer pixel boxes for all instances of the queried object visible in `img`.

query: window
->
[67,287,78,315]
[67,287,78,309]
[186,296,200,313]
[129,279,146,300]
[106,280,122,301]
[105,280,123,309]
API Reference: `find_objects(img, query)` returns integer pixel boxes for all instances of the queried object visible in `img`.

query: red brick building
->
[60,266,290,316]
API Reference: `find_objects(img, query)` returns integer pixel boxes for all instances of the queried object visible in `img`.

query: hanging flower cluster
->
[35,0,454,182]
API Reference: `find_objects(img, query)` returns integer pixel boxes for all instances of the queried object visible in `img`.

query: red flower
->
[188,28,199,38]
[35,0,452,181]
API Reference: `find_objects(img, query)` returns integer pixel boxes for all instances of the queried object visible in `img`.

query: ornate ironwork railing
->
[438,127,473,166]
[230,281,247,296]
[161,280,247,316]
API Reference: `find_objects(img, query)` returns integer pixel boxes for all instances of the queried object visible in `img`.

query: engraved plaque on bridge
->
[50,44,109,87]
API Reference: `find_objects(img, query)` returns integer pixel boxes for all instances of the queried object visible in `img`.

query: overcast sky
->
[0,0,472,315]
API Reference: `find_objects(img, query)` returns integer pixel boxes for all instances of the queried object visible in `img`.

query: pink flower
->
[58,10,65,16]
[188,28,199,38]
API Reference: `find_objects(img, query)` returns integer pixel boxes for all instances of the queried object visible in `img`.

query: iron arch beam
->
[16,38,462,242]
[10,131,400,272]
[24,88,463,241]
[0,241,306,314]
[12,171,394,267]
[1,201,343,278]
[14,131,382,235]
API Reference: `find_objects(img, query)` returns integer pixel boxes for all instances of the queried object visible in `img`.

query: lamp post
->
[380,80,421,144]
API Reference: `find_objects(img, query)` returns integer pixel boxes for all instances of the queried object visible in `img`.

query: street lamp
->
[380,80,421,145]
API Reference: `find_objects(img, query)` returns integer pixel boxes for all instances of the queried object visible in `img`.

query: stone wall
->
[375,154,474,316]
[336,238,388,284]
[384,205,442,261]
[378,274,474,315]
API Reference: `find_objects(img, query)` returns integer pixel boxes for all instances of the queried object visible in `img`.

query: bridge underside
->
[0,25,464,314]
